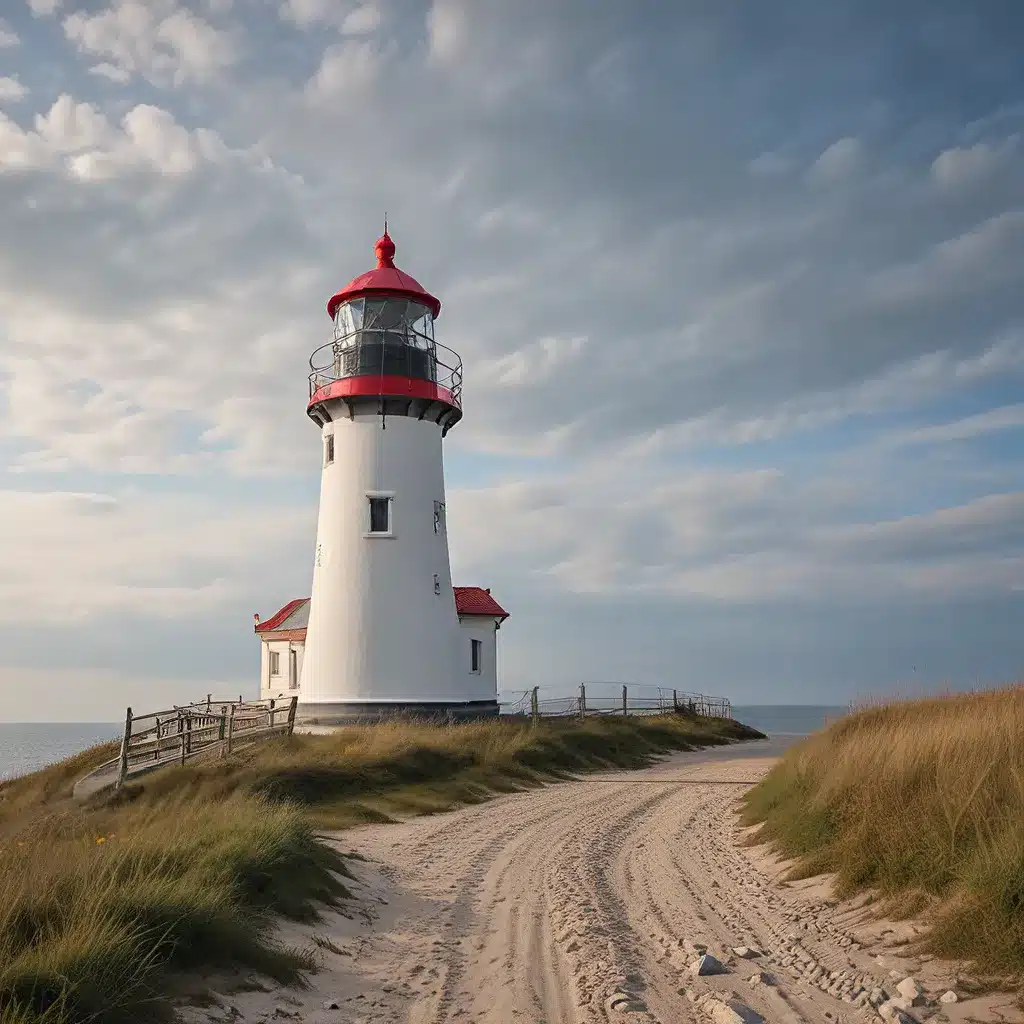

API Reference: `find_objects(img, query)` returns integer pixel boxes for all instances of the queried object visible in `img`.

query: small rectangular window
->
[269,650,280,676]
[470,639,482,674]
[288,649,298,690]
[434,500,446,534]
[324,433,334,466]
[368,495,391,534]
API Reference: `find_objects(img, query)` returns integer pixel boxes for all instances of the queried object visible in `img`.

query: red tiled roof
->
[255,587,508,635]
[453,587,509,620]
[254,598,309,632]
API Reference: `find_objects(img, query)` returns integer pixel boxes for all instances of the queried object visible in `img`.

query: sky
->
[0,0,1023,720]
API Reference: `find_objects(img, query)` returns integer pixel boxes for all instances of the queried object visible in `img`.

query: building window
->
[324,433,335,466]
[269,650,280,676]
[368,495,392,534]
[289,648,298,690]
[470,639,482,674]
[434,500,446,534]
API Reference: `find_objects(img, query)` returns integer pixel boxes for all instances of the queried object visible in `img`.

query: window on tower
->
[269,651,280,676]
[470,639,482,674]
[324,433,334,465]
[434,500,446,534]
[367,495,392,535]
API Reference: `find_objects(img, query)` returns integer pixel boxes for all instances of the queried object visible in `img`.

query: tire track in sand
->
[253,738,903,1024]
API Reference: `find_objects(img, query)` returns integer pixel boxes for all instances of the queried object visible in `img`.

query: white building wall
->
[457,618,498,699]
[261,639,303,700]
[300,405,481,706]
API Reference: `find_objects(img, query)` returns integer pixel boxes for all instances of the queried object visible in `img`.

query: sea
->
[0,705,846,782]
[0,722,122,781]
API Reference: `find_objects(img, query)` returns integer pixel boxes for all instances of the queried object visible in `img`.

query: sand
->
[178,737,1020,1024]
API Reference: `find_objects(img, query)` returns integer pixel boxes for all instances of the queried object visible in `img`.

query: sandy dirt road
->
[191,738,1010,1024]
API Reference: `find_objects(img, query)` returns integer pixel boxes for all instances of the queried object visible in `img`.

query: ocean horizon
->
[0,704,844,781]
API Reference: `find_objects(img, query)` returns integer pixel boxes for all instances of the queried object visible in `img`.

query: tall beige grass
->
[742,685,1024,971]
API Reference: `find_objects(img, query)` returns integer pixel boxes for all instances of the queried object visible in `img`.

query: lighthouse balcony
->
[308,335,463,405]
[307,331,463,433]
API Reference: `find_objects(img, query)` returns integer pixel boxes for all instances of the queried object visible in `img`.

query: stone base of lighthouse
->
[295,698,499,728]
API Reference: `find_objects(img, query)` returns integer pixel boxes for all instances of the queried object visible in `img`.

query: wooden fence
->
[73,696,297,800]
[500,684,732,722]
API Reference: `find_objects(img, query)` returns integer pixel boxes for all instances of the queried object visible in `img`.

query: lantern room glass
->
[331,298,437,382]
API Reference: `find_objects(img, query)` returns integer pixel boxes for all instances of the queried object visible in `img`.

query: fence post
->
[673,689,678,711]
[287,695,298,736]
[530,686,539,725]
[579,684,586,720]
[206,693,211,711]
[115,706,133,789]
[226,704,236,754]
[185,714,193,756]
[622,684,628,716]
[154,717,161,761]
[218,706,227,741]
[269,697,275,730]
[180,727,187,765]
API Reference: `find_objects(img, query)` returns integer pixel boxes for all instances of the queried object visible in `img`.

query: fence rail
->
[499,684,732,722]
[73,695,298,801]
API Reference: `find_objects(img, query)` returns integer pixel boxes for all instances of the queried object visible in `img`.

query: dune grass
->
[117,712,758,827]
[741,685,1024,973]
[1,711,760,1023]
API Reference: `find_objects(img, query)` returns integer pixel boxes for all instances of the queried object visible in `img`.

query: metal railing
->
[73,696,297,800]
[308,335,463,406]
[499,684,732,722]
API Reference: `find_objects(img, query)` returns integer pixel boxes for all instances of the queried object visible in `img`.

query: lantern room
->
[307,230,462,434]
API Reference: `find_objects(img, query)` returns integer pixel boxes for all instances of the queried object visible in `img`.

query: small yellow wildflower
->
[96,836,105,844]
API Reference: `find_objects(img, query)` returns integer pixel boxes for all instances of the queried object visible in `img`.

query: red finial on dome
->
[375,221,396,269]
[326,225,441,319]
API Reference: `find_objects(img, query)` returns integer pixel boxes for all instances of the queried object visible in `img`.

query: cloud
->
[89,62,133,83]
[304,38,388,100]
[450,463,1024,605]
[886,404,1024,447]
[866,211,1024,306]
[342,5,381,34]
[63,0,238,87]
[425,0,462,65]
[931,140,1014,189]
[0,487,312,625]
[0,76,27,103]
[748,151,794,177]
[278,0,334,29]
[0,94,239,179]
[278,0,379,33]
[28,0,62,15]
[806,137,864,185]
[0,19,19,46]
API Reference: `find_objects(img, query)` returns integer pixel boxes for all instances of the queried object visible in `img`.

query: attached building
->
[254,586,509,713]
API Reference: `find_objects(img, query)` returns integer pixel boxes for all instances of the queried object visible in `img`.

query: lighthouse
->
[292,229,503,723]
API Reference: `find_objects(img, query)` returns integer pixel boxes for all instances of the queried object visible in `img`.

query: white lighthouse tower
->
[297,229,495,722]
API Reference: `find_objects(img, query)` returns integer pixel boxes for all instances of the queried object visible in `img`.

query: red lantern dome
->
[326,230,441,320]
